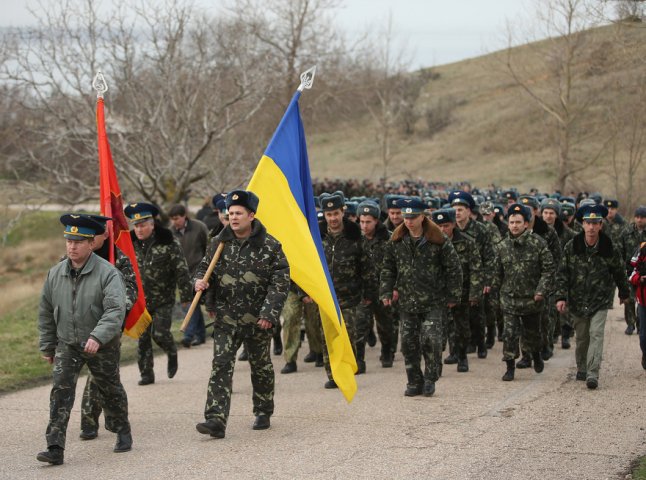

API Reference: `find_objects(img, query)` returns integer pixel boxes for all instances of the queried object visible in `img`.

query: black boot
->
[444,353,458,364]
[114,431,132,453]
[367,328,377,347]
[36,446,64,465]
[457,355,469,373]
[280,361,297,374]
[355,343,366,374]
[238,347,249,361]
[485,328,495,349]
[315,353,324,367]
[196,419,226,438]
[273,335,283,356]
[477,342,488,359]
[516,356,531,369]
[502,359,515,381]
[167,353,178,379]
[561,335,571,349]
[541,346,553,361]
[303,350,317,363]
[380,348,394,368]
[532,351,545,373]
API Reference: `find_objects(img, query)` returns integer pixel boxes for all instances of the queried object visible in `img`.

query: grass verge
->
[633,456,646,480]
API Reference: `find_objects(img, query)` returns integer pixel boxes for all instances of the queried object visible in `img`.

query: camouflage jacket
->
[533,216,562,266]
[480,218,502,245]
[556,231,630,317]
[380,219,463,312]
[449,229,483,303]
[319,218,366,309]
[620,223,646,271]
[457,218,495,287]
[361,222,390,300]
[603,214,626,249]
[131,224,192,309]
[493,229,555,314]
[553,218,576,250]
[195,219,289,327]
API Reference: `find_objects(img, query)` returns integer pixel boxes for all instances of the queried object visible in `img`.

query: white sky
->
[0,0,535,67]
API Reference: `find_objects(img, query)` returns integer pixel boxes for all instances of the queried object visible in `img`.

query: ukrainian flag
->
[247,91,357,402]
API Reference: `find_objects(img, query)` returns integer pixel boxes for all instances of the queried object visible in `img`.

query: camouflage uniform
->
[355,222,395,366]
[131,224,192,382]
[620,223,646,329]
[481,219,502,346]
[319,218,365,378]
[282,284,305,363]
[494,230,555,361]
[445,230,482,360]
[534,218,562,355]
[554,219,577,337]
[380,221,462,390]
[556,231,630,380]
[39,254,130,450]
[80,245,138,434]
[195,220,289,428]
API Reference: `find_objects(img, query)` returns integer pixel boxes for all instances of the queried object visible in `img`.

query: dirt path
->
[1,305,644,480]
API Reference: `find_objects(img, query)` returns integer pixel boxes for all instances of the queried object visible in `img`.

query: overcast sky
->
[0,0,534,67]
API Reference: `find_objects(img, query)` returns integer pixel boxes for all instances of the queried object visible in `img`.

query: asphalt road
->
[1,305,645,480]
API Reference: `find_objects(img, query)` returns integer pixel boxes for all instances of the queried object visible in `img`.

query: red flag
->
[97,97,152,339]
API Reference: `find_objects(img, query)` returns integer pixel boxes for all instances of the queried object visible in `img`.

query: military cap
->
[320,192,345,212]
[124,202,159,224]
[540,198,562,215]
[432,208,456,224]
[448,190,475,210]
[578,198,596,209]
[384,194,404,210]
[577,204,607,223]
[424,197,442,210]
[480,201,494,215]
[226,189,259,213]
[635,206,646,218]
[473,194,485,206]
[589,192,603,205]
[60,213,105,240]
[215,198,227,212]
[399,197,426,218]
[502,190,518,201]
[604,199,619,209]
[493,204,504,216]
[506,203,532,222]
[345,201,358,216]
[357,200,380,219]
[86,214,112,229]
[313,196,321,209]
[519,195,539,210]
[560,196,576,205]
[561,202,576,218]
[549,193,562,199]
[212,193,227,209]
[350,196,367,203]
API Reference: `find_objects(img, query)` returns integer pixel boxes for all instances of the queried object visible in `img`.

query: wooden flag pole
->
[180,241,225,332]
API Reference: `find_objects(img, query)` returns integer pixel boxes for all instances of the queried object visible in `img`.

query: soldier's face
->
[324,209,344,232]
[541,209,557,226]
[218,210,229,226]
[66,238,93,264]
[228,206,254,236]
[403,214,424,231]
[508,214,527,236]
[359,215,378,236]
[91,231,109,251]
[583,220,602,238]
[170,215,186,230]
[635,216,646,230]
[134,219,154,240]
[607,207,617,220]
[438,222,455,237]
[454,205,469,223]
[388,208,403,226]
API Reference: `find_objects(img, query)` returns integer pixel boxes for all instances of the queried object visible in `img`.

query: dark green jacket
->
[620,223,646,272]
[319,218,365,309]
[39,253,126,355]
[450,229,483,303]
[533,216,562,266]
[361,222,390,301]
[494,229,555,314]
[195,219,289,327]
[131,224,192,309]
[553,218,576,250]
[457,218,495,287]
[556,231,630,317]
[380,219,463,312]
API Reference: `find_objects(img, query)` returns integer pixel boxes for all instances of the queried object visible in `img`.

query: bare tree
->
[505,0,607,192]
[1,0,270,209]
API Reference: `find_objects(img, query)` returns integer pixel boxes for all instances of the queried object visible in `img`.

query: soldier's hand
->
[42,355,54,364]
[382,298,391,307]
[556,300,567,313]
[257,318,272,329]
[84,338,100,355]
[534,294,544,302]
[302,296,313,304]
[483,286,492,295]
[392,290,399,303]
[195,279,209,291]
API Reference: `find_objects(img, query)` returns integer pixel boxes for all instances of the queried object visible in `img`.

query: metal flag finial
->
[298,66,316,92]
[92,71,108,98]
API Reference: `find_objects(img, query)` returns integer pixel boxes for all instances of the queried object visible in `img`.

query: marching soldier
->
[556,204,630,389]
[194,190,289,437]
[125,203,193,386]
[494,204,555,381]
[619,206,646,335]
[78,214,138,441]
[433,208,482,373]
[37,214,131,465]
[380,198,462,397]
[384,195,405,231]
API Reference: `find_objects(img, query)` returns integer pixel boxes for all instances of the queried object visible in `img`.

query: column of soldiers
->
[37,187,645,463]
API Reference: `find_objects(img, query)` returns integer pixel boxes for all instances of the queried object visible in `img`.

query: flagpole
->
[297,65,316,92]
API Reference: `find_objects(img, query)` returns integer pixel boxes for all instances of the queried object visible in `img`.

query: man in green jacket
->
[380,198,462,397]
[556,204,630,389]
[37,214,131,465]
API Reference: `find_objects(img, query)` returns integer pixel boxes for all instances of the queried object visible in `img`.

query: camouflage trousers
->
[469,301,486,347]
[304,302,322,355]
[138,304,177,381]
[321,305,357,381]
[400,309,444,387]
[46,341,130,449]
[204,323,274,428]
[282,291,304,363]
[444,302,471,357]
[484,290,501,336]
[572,310,608,380]
[502,310,542,361]
[355,296,395,361]
[625,286,637,327]
[80,373,102,432]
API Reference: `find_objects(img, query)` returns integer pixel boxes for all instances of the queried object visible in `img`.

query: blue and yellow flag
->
[247,91,357,402]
